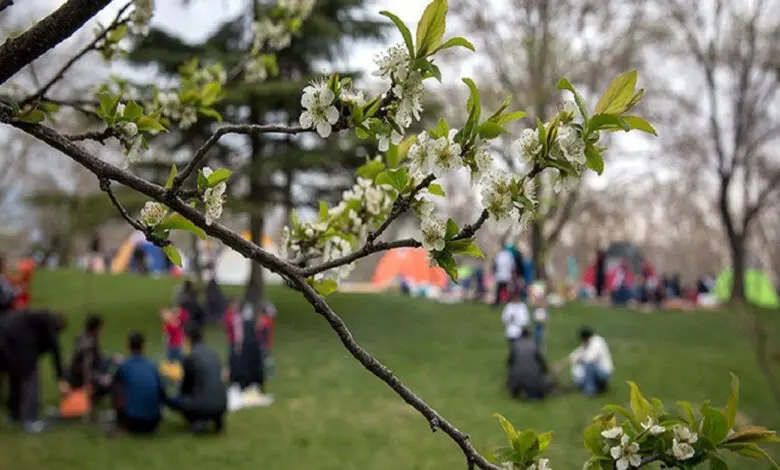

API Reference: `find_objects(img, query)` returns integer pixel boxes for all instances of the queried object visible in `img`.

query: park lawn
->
[0,269,778,470]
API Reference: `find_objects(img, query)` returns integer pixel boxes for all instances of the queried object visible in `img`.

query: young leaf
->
[197,171,209,191]
[165,164,178,189]
[723,426,780,445]
[602,404,641,431]
[310,278,338,297]
[162,245,182,267]
[721,442,779,467]
[627,381,653,422]
[428,183,446,197]
[513,430,539,461]
[356,157,386,180]
[621,115,657,135]
[701,403,730,444]
[445,218,459,239]
[594,70,638,115]
[477,121,506,139]
[432,36,475,54]
[462,77,481,122]
[677,401,698,429]
[447,239,484,258]
[709,453,730,470]
[494,413,519,445]
[537,431,554,452]
[157,213,207,240]
[415,0,448,58]
[380,11,415,56]
[17,108,45,123]
[200,82,222,106]
[588,114,630,133]
[98,92,120,120]
[319,201,329,220]
[433,250,458,281]
[206,168,232,187]
[585,145,605,175]
[495,110,528,126]
[199,107,223,122]
[556,77,590,121]
[123,101,144,121]
[384,168,409,193]
[536,118,548,155]
[136,116,167,132]
[583,421,607,456]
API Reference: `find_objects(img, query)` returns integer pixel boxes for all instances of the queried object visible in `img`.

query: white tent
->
[213,238,283,286]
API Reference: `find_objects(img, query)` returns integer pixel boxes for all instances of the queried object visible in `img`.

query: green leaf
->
[537,431,553,452]
[678,401,698,429]
[723,426,780,445]
[583,421,606,456]
[98,92,120,120]
[106,23,128,43]
[725,373,739,429]
[445,218,459,239]
[157,213,207,240]
[628,381,653,422]
[433,250,458,281]
[588,113,630,133]
[513,430,539,461]
[556,77,590,121]
[722,442,779,467]
[385,144,400,168]
[310,278,338,297]
[319,201,329,220]
[17,108,45,123]
[39,102,60,114]
[123,101,144,121]
[447,239,484,258]
[428,183,445,197]
[417,58,443,82]
[701,402,730,444]
[536,117,548,155]
[477,121,506,139]
[136,115,166,132]
[415,0,448,58]
[164,164,178,189]
[494,413,518,446]
[595,70,638,115]
[197,171,209,191]
[206,168,232,187]
[585,145,604,175]
[709,453,730,470]
[377,168,409,193]
[462,77,481,123]
[432,36,475,54]
[435,117,449,137]
[200,82,222,106]
[162,245,182,267]
[495,110,528,126]
[621,115,657,135]
[356,157,386,180]
[602,404,641,431]
[199,107,223,122]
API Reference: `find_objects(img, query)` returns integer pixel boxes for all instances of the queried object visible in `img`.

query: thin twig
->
[291,274,501,470]
[99,178,148,234]
[365,174,436,245]
[171,123,309,191]
[67,127,115,143]
[21,3,132,106]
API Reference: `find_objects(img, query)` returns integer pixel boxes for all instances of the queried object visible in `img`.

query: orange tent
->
[371,248,449,289]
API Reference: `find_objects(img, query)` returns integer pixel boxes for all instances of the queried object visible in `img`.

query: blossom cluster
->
[598,419,699,470]
[201,167,227,226]
[130,0,155,36]
[114,103,145,167]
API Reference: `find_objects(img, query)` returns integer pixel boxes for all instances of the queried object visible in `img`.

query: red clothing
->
[222,307,241,345]
[257,316,274,349]
[163,308,189,348]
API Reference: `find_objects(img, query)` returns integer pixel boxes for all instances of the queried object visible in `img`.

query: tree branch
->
[0,0,115,86]
[99,177,165,243]
[21,3,131,106]
[744,170,780,230]
[66,127,116,143]
[365,174,436,245]
[290,275,501,470]
[171,123,309,191]
[0,0,14,13]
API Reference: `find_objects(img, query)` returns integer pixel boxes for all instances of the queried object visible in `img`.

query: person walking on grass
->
[111,332,167,435]
[493,245,516,306]
[0,310,69,433]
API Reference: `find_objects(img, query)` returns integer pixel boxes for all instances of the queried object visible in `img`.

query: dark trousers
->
[117,410,160,434]
[7,366,39,422]
[169,397,225,432]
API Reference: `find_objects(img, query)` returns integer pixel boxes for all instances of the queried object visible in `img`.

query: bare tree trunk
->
[189,232,203,283]
[729,234,747,303]
[244,208,265,308]
[243,105,265,309]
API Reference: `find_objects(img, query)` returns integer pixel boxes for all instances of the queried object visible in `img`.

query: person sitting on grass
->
[556,327,614,396]
[67,314,117,410]
[111,331,168,435]
[506,328,554,400]
[168,325,227,433]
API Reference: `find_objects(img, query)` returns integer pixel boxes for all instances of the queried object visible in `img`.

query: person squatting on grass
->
[506,328,554,400]
[557,327,614,396]
[0,310,68,433]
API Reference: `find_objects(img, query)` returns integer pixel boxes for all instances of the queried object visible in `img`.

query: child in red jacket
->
[161,306,189,362]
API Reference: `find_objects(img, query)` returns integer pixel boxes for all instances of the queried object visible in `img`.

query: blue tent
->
[129,241,169,273]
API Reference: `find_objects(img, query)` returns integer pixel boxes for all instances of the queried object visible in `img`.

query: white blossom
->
[601,427,624,440]
[321,236,355,281]
[511,128,542,163]
[373,43,411,83]
[203,182,226,225]
[280,226,301,260]
[408,130,462,176]
[201,166,213,178]
[672,425,698,444]
[179,107,198,129]
[472,140,494,181]
[244,57,269,82]
[561,99,577,116]
[640,417,666,436]
[117,121,138,139]
[377,129,403,152]
[609,434,641,470]
[340,87,366,107]
[252,18,292,51]
[139,201,167,227]
[122,136,144,168]
[671,439,695,461]
[130,0,154,36]
[278,0,316,16]
[158,92,181,120]
[527,458,551,470]
[299,79,339,138]
[392,71,424,128]
[552,170,579,194]
[115,103,126,118]
[556,124,586,165]
[479,170,515,225]
[420,215,446,252]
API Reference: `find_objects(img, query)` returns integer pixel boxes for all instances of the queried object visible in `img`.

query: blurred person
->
[556,327,614,396]
[493,245,516,306]
[501,290,529,367]
[506,328,554,400]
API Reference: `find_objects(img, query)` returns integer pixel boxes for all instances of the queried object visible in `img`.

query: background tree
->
[650,0,780,301]
[450,0,652,278]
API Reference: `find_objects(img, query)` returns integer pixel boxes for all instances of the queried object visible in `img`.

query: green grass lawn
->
[0,269,778,469]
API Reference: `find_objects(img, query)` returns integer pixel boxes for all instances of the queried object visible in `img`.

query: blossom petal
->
[324,106,339,124]
[299,111,313,129]
[316,122,332,138]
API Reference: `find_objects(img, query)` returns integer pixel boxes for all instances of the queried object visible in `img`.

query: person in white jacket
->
[557,327,614,396]
[501,290,529,366]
